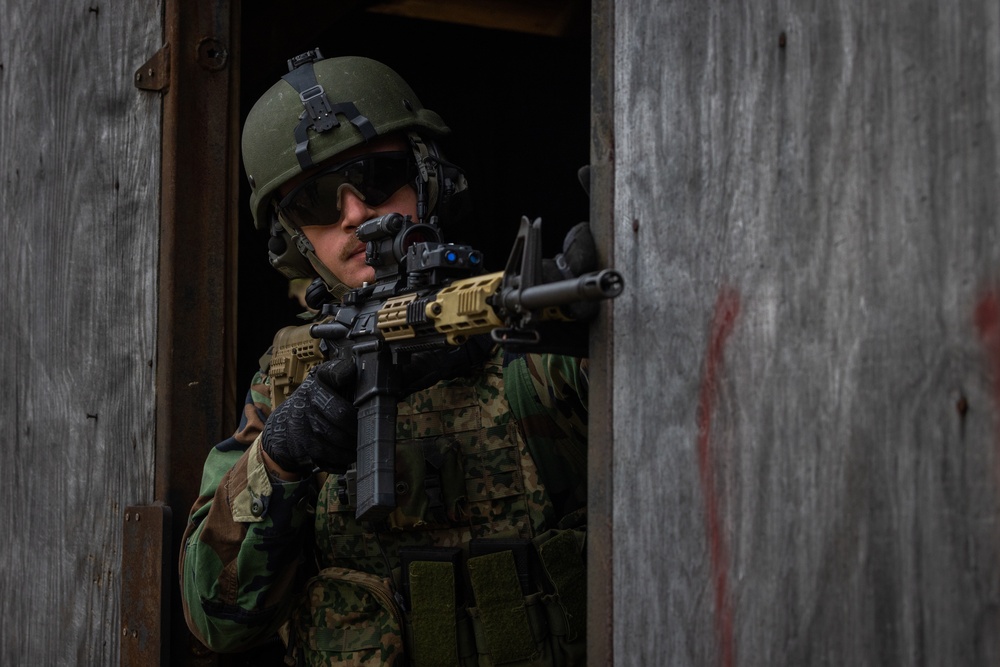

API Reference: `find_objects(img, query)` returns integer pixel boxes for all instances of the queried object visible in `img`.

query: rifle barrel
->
[509,269,624,310]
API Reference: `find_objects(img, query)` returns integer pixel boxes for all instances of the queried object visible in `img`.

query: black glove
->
[261,356,358,474]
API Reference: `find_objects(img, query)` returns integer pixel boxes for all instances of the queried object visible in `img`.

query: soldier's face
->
[277,135,419,289]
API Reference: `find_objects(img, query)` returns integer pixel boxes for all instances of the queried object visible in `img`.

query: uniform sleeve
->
[503,353,589,507]
[179,369,314,653]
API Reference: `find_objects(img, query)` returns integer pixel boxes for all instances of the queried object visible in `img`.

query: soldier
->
[180,51,590,666]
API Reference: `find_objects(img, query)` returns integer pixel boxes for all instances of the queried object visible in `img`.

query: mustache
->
[341,241,367,263]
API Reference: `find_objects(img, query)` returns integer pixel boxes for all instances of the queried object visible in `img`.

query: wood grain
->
[0,1,161,664]
[611,0,1000,664]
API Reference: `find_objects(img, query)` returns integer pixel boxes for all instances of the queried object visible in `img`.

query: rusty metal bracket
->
[120,504,172,666]
[135,44,170,92]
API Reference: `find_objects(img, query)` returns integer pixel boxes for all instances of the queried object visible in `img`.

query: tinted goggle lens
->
[276,152,416,227]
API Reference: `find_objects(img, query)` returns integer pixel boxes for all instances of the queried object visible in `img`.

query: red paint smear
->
[975,293,1000,413]
[975,292,1000,664]
[975,293,1000,491]
[697,287,740,667]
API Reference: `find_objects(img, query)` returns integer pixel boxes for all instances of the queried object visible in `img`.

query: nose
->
[339,188,375,229]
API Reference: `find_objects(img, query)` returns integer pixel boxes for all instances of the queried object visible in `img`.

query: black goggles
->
[275,152,417,228]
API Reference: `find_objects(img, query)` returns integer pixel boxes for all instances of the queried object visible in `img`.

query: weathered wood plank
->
[612,0,1000,664]
[0,1,161,664]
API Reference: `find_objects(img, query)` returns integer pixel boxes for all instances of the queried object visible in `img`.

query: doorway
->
[207,4,593,664]
[235,2,594,387]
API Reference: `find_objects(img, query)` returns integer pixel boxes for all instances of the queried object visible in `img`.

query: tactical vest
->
[284,351,587,666]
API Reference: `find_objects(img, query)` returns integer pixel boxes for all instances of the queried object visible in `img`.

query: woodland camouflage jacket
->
[179,346,589,661]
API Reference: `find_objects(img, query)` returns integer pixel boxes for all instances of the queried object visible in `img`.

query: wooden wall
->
[609,0,1000,664]
[0,1,161,664]
[4,0,998,664]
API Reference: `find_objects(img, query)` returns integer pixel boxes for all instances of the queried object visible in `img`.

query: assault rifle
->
[309,213,623,522]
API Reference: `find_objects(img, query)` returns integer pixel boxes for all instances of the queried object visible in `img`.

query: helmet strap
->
[275,212,351,301]
[282,49,377,170]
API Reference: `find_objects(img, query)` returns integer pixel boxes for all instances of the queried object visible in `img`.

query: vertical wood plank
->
[613,0,1000,664]
[0,1,162,664]
[158,1,239,663]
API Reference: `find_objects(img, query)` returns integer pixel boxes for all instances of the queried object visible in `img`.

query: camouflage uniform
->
[180,344,589,665]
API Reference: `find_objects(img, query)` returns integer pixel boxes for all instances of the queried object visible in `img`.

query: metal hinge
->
[134,44,170,92]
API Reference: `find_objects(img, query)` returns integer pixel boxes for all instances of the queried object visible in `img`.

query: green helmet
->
[242,51,467,299]
[243,51,450,229]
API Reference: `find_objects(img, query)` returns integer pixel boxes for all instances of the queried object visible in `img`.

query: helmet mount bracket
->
[283,54,377,170]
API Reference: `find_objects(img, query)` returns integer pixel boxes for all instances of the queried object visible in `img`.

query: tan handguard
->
[423,272,507,343]
[268,319,328,409]
[267,265,583,410]
[378,272,508,345]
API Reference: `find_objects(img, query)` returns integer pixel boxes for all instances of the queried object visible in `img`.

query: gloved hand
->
[261,356,359,475]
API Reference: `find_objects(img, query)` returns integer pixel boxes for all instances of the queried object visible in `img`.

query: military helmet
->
[243,51,451,229]
[241,50,468,298]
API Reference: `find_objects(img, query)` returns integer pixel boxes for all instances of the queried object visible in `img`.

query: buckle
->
[287,48,324,71]
[299,84,338,132]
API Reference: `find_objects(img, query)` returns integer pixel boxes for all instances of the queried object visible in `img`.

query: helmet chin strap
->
[276,212,351,301]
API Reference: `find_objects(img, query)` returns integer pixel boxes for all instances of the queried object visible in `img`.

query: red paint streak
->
[697,287,740,667]
[976,293,1000,412]
[975,291,1000,662]
[975,292,1000,488]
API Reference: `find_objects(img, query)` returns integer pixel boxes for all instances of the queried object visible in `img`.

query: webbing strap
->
[467,551,538,664]
[409,561,458,666]
[280,60,377,170]
[536,530,586,641]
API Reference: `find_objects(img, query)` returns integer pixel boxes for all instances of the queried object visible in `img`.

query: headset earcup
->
[267,216,317,282]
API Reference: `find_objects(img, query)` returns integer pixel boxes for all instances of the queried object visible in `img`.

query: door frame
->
[152,1,617,664]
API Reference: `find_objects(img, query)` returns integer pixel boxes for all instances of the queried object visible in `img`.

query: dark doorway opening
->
[208,5,591,664]
[235,2,593,390]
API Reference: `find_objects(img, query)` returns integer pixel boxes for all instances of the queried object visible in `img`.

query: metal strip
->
[156,1,238,664]
[588,0,616,663]
[120,505,172,666]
